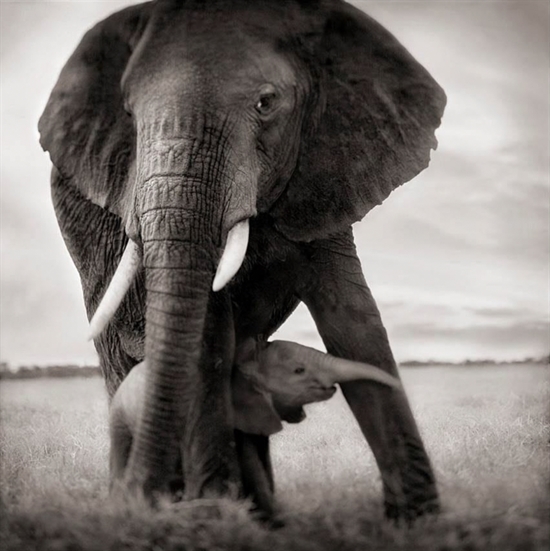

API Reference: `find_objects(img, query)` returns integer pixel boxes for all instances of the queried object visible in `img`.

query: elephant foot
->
[385,501,440,524]
[109,477,160,508]
[384,486,440,524]
[253,509,286,530]
[168,477,185,502]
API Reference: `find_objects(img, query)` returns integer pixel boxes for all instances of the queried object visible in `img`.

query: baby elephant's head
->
[233,339,401,431]
[257,340,400,411]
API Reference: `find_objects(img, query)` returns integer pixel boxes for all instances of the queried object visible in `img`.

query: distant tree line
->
[0,355,548,380]
[0,362,100,380]
[400,355,550,367]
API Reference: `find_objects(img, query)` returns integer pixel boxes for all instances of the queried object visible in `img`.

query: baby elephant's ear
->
[272,2,446,241]
[232,370,283,436]
[235,337,258,365]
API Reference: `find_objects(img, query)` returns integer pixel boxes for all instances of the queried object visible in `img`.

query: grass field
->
[1,364,548,550]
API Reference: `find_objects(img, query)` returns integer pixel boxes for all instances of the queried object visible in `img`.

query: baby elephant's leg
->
[235,430,275,520]
[109,407,133,491]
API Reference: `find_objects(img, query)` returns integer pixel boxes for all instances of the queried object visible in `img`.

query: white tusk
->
[212,219,249,292]
[88,240,141,341]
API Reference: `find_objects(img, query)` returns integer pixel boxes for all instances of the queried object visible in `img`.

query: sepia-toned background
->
[1,0,548,366]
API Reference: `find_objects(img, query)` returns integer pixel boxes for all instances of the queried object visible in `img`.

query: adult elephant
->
[39,0,446,521]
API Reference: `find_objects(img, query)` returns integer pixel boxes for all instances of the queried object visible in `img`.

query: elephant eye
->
[256,94,275,112]
[294,367,305,375]
[255,85,278,116]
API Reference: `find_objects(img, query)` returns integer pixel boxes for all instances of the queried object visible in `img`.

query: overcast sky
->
[1,0,548,366]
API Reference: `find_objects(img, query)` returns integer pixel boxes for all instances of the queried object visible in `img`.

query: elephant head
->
[233,339,402,432]
[39,0,445,502]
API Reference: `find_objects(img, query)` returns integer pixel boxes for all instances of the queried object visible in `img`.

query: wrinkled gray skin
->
[109,339,402,495]
[39,0,446,521]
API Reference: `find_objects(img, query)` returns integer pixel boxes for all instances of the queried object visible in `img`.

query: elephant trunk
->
[123,195,214,493]
[123,163,247,495]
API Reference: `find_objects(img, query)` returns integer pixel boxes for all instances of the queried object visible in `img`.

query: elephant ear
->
[232,367,283,437]
[38,4,151,217]
[271,401,307,424]
[272,1,446,241]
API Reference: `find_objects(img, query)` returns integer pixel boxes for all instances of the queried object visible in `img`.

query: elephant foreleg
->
[299,230,439,521]
[181,291,242,500]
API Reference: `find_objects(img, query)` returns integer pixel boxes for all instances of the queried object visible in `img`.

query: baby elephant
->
[109,339,400,489]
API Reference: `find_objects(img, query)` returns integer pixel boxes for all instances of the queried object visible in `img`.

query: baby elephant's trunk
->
[272,340,402,389]
[309,347,402,388]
